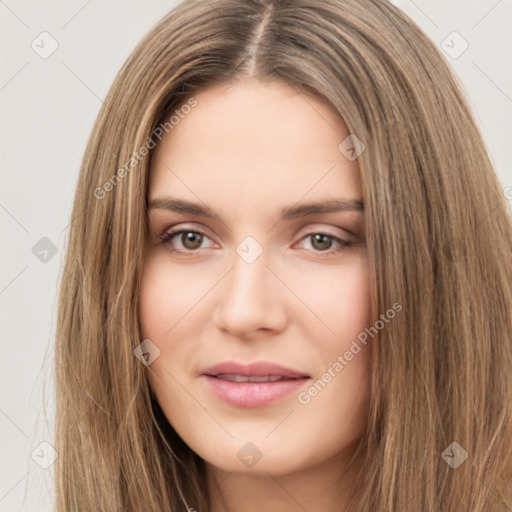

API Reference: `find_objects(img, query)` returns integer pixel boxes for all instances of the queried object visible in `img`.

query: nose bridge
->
[231,243,269,299]
[227,239,273,308]
[213,237,287,335]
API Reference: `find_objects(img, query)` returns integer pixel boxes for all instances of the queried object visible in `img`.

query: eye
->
[296,232,352,255]
[159,229,215,255]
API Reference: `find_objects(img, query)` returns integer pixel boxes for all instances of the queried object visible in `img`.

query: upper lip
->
[202,361,310,379]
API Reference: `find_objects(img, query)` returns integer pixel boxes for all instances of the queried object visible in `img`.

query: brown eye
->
[310,233,333,251]
[160,229,213,254]
[297,232,351,255]
[180,231,203,249]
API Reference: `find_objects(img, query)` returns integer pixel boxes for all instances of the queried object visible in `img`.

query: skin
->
[139,79,373,512]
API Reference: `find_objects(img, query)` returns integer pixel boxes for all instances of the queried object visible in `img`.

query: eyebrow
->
[148,197,364,220]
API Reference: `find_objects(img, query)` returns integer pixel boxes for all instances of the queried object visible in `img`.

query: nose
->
[212,246,288,339]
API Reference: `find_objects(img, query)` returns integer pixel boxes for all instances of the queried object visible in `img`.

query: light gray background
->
[1,1,511,510]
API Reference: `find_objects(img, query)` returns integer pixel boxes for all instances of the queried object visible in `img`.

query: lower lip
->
[202,375,310,408]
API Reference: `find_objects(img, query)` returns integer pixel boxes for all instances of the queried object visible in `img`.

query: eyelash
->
[158,228,352,257]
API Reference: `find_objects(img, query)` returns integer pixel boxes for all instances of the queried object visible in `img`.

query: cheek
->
[139,253,166,339]
[138,256,197,388]
[138,254,223,398]
[138,254,209,343]
[294,257,373,417]
[138,258,206,430]
[295,256,372,348]
[332,261,371,332]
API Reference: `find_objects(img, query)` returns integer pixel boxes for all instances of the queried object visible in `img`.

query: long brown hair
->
[54,0,512,510]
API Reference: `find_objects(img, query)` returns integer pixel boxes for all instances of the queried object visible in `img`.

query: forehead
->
[148,80,362,212]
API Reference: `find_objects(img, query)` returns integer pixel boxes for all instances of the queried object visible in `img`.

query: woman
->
[54,0,512,510]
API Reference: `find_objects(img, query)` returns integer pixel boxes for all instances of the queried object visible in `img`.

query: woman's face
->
[139,80,372,477]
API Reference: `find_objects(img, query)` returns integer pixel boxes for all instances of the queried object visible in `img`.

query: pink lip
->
[203,361,310,379]
[201,361,311,408]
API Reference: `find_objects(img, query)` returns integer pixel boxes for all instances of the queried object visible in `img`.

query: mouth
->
[201,361,311,408]
[211,374,301,383]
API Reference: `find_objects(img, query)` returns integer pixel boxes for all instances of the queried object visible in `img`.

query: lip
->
[201,361,311,408]
[203,361,310,379]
